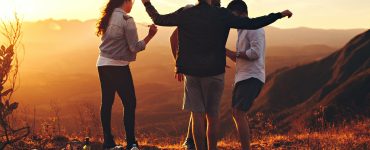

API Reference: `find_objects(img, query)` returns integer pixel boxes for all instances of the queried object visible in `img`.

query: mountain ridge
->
[251,30,370,132]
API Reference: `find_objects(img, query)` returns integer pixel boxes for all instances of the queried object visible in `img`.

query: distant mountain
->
[251,30,370,132]
[17,19,348,105]
[264,27,365,48]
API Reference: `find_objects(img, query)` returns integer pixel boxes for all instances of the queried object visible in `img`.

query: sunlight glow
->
[0,0,16,21]
[0,0,30,21]
[0,0,369,29]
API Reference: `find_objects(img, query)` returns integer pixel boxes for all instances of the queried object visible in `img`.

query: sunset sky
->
[0,0,369,29]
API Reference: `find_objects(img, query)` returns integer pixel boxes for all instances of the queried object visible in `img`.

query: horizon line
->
[22,18,369,31]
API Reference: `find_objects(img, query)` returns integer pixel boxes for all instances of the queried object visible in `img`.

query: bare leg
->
[232,109,251,150]
[186,114,193,139]
[192,112,206,150]
[206,113,219,150]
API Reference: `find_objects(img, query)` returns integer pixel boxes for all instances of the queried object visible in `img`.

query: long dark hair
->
[97,0,128,36]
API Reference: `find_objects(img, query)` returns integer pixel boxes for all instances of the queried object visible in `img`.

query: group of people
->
[96,0,292,150]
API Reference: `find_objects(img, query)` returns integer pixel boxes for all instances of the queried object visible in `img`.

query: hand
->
[148,24,158,37]
[142,0,150,4]
[226,49,236,58]
[281,10,293,18]
[175,73,184,82]
[225,48,237,62]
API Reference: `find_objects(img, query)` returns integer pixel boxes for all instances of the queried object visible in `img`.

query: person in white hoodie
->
[96,0,157,149]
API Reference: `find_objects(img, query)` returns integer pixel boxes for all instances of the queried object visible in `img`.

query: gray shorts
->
[183,73,225,115]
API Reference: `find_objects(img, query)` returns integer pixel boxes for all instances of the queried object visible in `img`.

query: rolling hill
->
[251,30,370,132]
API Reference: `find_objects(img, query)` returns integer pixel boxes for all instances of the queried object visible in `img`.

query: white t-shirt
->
[235,28,266,84]
[96,55,130,67]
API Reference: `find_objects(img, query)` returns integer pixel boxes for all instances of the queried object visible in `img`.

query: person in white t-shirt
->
[226,0,270,149]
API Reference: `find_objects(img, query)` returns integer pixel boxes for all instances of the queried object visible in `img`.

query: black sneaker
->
[103,141,117,149]
[103,135,117,149]
[182,138,195,150]
[126,141,140,150]
[104,145,124,150]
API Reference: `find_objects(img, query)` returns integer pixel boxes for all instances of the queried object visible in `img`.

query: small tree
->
[83,103,101,138]
[49,100,62,135]
[75,103,87,135]
[0,14,29,149]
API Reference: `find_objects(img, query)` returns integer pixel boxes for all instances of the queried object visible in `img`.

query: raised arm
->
[125,19,157,53]
[225,9,293,29]
[124,19,146,53]
[143,0,182,26]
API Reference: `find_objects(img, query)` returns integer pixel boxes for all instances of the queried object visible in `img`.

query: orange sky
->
[0,0,369,29]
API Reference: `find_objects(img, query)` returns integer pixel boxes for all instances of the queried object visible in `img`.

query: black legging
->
[98,66,136,147]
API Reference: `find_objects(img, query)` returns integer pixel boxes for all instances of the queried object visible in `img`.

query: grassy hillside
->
[251,30,370,132]
[8,19,367,140]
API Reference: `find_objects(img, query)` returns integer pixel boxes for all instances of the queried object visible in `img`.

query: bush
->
[0,14,29,149]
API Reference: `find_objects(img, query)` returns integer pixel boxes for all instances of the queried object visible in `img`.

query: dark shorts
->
[232,78,264,112]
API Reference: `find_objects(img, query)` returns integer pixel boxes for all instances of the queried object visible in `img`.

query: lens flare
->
[0,1,16,21]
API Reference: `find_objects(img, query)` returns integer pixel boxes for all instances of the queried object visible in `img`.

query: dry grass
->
[6,119,368,149]
[219,120,370,150]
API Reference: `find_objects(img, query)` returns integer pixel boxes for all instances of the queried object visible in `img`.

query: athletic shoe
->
[182,138,195,150]
[104,145,124,150]
[126,141,140,150]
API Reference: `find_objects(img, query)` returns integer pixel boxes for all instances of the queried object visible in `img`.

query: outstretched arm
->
[143,0,182,26]
[226,9,293,29]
